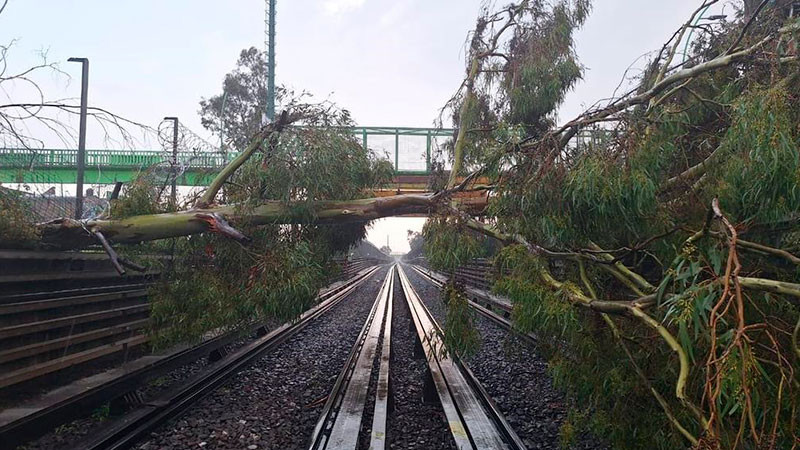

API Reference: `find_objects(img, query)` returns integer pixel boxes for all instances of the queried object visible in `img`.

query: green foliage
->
[439,0,592,178]
[438,6,800,445]
[441,283,481,359]
[109,176,168,219]
[712,86,800,224]
[199,47,284,151]
[422,216,485,272]
[227,108,392,208]
[148,234,330,348]
[91,403,111,421]
[493,245,687,449]
[0,186,40,248]
[503,0,591,131]
[145,104,392,347]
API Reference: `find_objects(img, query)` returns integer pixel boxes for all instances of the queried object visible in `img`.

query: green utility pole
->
[265,0,276,121]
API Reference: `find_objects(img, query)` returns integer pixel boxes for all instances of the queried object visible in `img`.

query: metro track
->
[14,262,542,450]
[6,265,380,450]
[406,264,535,345]
[309,264,525,450]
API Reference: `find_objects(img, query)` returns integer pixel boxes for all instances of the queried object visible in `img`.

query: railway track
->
[309,264,526,450]
[404,263,608,449]
[75,264,381,450]
[407,264,536,345]
[17,261,541,450]
[2,265,381,450]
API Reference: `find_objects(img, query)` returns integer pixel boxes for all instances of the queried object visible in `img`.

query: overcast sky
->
[1,0,727,252]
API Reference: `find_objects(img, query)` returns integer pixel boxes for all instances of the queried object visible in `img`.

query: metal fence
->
[0,127,455,186]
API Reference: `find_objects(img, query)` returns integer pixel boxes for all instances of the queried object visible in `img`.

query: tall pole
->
[164,117,179,209]
[265,0,276,121]
[68,57,88,220]
[220,92,227,162]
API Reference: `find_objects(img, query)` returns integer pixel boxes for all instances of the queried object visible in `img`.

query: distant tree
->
[404,230,425,260]
[199,47,284,152]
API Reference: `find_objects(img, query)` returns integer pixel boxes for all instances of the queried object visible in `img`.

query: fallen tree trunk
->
[38,193,449,250]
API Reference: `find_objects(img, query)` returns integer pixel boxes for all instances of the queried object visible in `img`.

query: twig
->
[725,0,771,55]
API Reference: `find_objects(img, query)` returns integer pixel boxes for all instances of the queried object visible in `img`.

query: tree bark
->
[38,193,452,250]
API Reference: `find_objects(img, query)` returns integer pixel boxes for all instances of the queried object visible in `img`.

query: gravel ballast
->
[385,270,457,450]
[16,332,264,450]
[129,266,392,450]
[402,264,608,450]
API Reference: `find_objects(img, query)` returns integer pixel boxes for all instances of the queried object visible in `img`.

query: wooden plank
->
[0,319,149,364]
[0,334,149,389]
[0,304,149,339]
[0,289,147,315]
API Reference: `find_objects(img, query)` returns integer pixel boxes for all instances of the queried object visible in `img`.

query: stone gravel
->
[385,270,457,450]
[402,264,608,450]
[130,265,391,450]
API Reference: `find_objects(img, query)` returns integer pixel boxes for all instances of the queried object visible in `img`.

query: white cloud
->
[322,0,366,16]
[378,2,408,28]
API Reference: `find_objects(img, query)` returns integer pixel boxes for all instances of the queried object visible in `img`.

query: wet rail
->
[0,264,381,450]
[408,264,536,345]
[309,264,526,450]
[76,265,381,450]
[309,266,395,450]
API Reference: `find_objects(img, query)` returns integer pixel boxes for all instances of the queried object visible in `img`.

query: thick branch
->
[588,242,656,294]
[738,277,800,299]
[38,194,446,250]
[195,110,293,209]
[662,144,724,192]
[736,239,800,265]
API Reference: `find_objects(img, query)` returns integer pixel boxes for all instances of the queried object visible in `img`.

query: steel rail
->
[79,264,383,450]
[2,265,382,450]
[408,264,536,346]
[308,265,395,450]
[397,265,526,450]
[0,283,151,306]
[368,265,394,450]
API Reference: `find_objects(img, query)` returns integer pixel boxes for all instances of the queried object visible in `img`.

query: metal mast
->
[265,0,276,121]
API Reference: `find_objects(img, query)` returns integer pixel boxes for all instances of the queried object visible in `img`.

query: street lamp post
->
[163,117,179,209]
[67,57,88,220]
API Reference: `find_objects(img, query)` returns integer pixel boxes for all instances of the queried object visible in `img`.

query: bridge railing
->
[0,148,228,170]
[0,127,455,176]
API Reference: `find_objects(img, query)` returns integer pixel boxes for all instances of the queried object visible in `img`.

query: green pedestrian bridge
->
[0,127,453,186]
